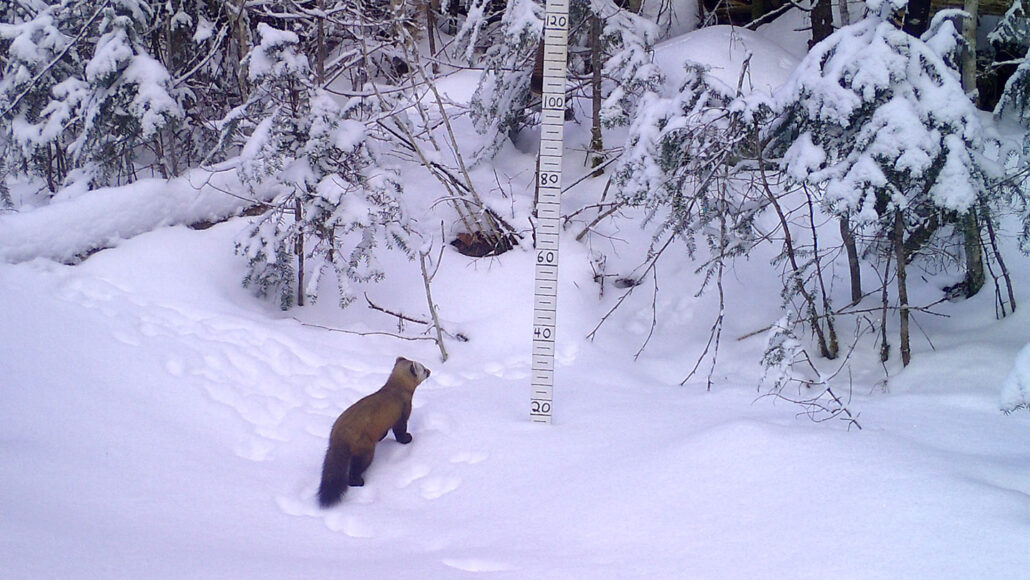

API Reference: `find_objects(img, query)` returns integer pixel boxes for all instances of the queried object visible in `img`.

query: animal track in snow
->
[275,494,317,518]
[442,558,517,573]
[419,475,462,499]
[324,513,376,538]
[111,330,140,346]
[396,463,432,488]
[393,460,462,499]
[420,412,453,434]
[165,357,185,377]
[234,437,274,462]
[450,450,489,465]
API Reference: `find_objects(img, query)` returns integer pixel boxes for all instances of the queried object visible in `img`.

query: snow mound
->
[654,25,800,95]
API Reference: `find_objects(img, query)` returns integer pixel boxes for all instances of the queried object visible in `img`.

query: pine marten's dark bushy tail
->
[318,442,351,508]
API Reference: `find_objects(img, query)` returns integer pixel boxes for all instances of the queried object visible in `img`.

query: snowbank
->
[654,25,801,95]
[0,171,268,264]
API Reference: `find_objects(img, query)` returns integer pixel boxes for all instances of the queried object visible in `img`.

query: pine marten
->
[318,357,431,508]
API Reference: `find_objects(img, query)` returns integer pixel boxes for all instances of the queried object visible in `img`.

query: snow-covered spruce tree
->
[66,1,181,189]
[1,1,255,195]
[229,24,411,310]
[453,0,510,64]
[610,62,778,379]
[467,0,543,163]
[988,0,1029,60]
[0,1,91,196]
[768,0,991,365]
[141,1,250,176]
[596,3,663,130]
[615,63,742,223]
[992,0,1030,127]
[468,0,661,164]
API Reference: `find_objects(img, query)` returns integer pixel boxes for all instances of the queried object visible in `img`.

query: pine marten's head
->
[390,356,431,392]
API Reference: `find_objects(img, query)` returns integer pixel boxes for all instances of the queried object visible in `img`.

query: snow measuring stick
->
[530,0,569,424]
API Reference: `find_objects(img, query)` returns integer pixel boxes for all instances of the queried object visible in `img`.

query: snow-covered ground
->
[4,14,1030,580]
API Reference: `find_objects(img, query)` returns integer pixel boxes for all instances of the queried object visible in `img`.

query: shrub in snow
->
[761,316,803,393]
[228,24,410,310]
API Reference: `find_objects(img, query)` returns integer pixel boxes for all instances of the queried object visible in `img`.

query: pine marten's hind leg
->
[349,448,374,486]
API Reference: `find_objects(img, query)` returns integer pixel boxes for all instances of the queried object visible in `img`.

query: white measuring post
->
[530,0,569,424]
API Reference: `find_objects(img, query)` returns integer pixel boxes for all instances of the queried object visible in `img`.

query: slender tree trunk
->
[810,0,834,48]
[805,189,839,359]
[45,144,58,193]
[879,254,892,363]
[230,0,251,98]
[425,0,438,74]
[902,0,932,36]
[420,251,448,362]
[894,209,910,367]
[838,0,851,26]
[962,209,985,298]
[316,0,326,84]
[961,0,979,104]
[960,0,984,299]
[840,214,862,304]
[295,197,305,307]
[589,13,604,176]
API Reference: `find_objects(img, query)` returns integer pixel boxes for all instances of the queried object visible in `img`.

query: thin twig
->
[420,250,449,362]
[365,293,430,325]
[293,319,437,342]
[633,266,660,360]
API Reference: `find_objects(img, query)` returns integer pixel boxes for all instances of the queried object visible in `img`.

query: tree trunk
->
[961,0,979,104]
[962,209,985,298]
[894,209,910,367]
[810,0,834,48]
[838,0,851,26]
[840,214,862,304]
[230,0,251,99]
[960,0,984,298]
[295,197,305,307]
[589,14,604,176]
[316,0,326,84]
[903,0,932,36]
[425,0,438,74]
